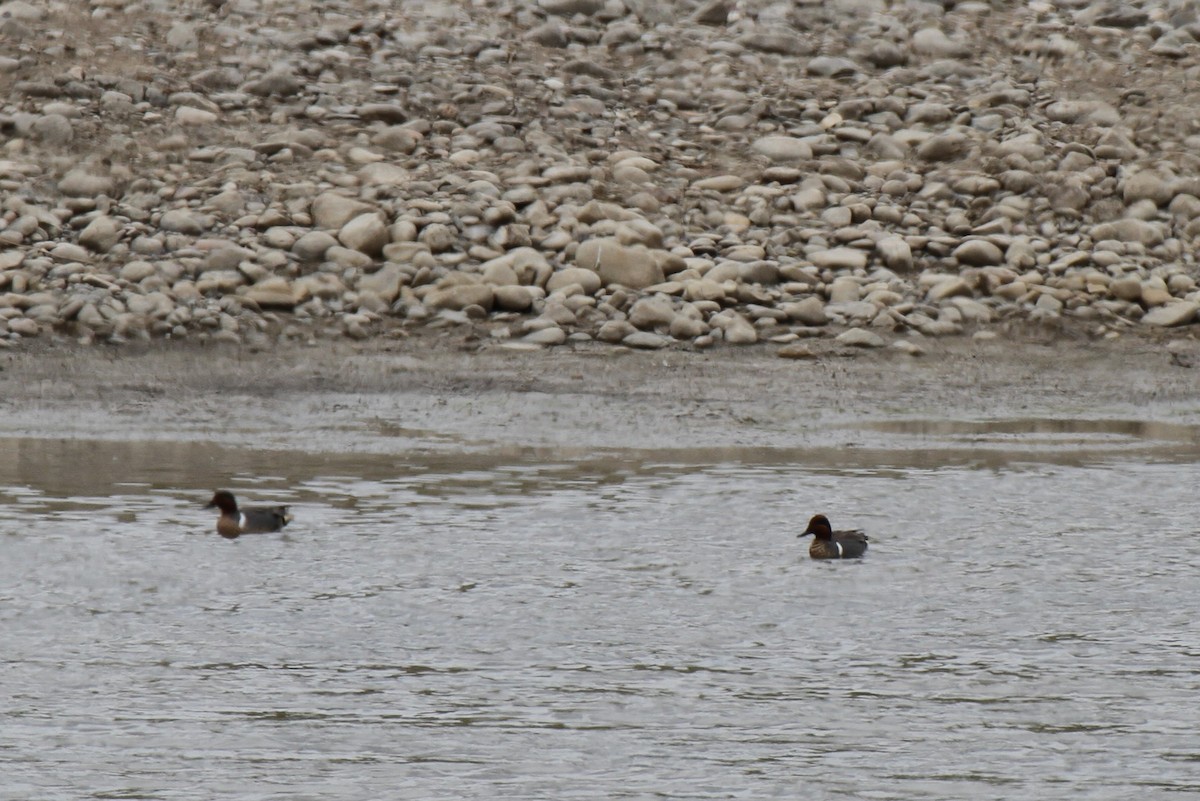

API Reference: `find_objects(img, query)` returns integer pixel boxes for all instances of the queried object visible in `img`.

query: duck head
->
[206,490,238,514]
[799,514,833,540]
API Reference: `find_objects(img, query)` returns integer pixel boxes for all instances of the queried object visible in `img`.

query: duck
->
[798,514,868,559]
[205,490,292,539]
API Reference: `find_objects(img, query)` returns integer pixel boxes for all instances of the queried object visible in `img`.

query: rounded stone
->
[357,264,407,304]
[692,175,745,192]
[493,285,537,312]
[175,106,218,126]
[926,277,973,302]
[1141,285,1174,307]
[1046,101,1117,125]
[311,193,374,230]
[811,248,868,271]
[119,261,158,283]
[160,210,206,235]
[419,223,457,253]
[1122,171,1175,206]
[8,317,40,337]
[546,267,602,295]
[628,296,676,330]
[807,56,860,78]
[1090,220,1166,246]
[683,278,726,303]
[372,126,422,154]
[79,216,122,253]
[293,231,338,261]
[76,303,106,330]
[912,27,969,57]
[782,297,828,326]
[891,340,925,357]
[1035,293,1064,313]
[622,331,671,349]
[59,170,114,198]
[614,219,665,249]
[739,261,779,285]
[1109,277,1143,302]
[669,315,708,339]
[424,284,494,312]
[916,131,969,161]
[244,68,303,98]
[338,213,389,256]
[723,314,758,345]
[1143,302,1199,327]
[243,278,298,309]
[32,113,73,144]
[539,0,605,17]
[597,319,637,342]
[778,343,817,359]
[876,237,913,272]
[953,240,1004,267]
[326,247,373,271]
[482,261,520,287]
[751,136,813,163]
[523,325,567,346]
[51,243,90,262]
[828,277,861,303]
[836,327,885,347]
[575,238,664,290]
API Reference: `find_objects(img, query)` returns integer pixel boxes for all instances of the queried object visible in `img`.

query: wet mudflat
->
[3,422,1199,800]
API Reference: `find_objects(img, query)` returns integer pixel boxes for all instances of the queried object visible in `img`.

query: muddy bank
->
[1,333,1196,455]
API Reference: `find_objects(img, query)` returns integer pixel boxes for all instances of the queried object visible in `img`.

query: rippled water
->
[3,424,1200,800]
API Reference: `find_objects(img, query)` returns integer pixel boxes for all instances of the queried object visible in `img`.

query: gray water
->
[2,423,1200,800]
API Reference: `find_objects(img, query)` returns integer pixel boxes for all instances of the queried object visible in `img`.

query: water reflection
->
[856,416,1200,448]
[4,414,1200,503]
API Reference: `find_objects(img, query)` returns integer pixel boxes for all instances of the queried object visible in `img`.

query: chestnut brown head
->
[799,514,833,540]
[206,490,238,514]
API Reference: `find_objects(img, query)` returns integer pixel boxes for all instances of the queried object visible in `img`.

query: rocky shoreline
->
[1,0,1199,353]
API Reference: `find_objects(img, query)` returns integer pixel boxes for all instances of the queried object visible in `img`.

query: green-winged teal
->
[799,514,868,559]
[206,490,292,539]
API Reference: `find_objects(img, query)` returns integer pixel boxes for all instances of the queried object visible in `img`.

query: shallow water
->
[3,423,1200,800]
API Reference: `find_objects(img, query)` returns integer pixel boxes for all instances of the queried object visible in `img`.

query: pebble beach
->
[1,0,1199,354]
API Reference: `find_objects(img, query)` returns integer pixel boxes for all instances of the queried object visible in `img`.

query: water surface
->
[2,424,1199,800]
